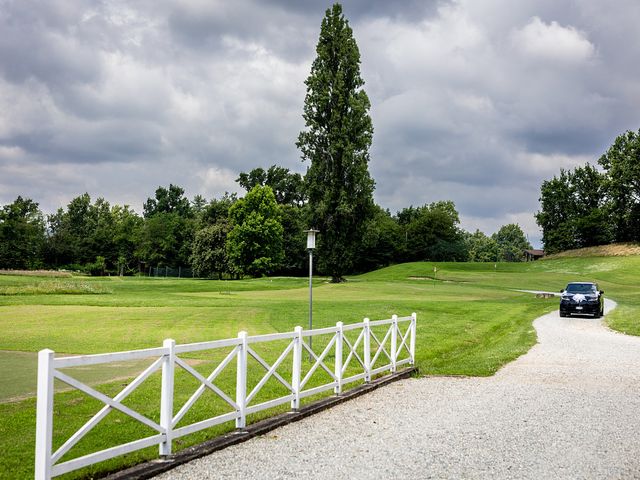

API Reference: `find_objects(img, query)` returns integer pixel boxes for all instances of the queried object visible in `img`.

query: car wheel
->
[559,311,566,318]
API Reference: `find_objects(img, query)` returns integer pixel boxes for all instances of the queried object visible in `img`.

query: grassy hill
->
[543,242,640,259]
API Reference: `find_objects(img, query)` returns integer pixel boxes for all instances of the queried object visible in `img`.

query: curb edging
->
[103,367,417,480]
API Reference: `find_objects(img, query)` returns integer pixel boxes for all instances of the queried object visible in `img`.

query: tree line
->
[0,173,532,277]
[536,129,640,254]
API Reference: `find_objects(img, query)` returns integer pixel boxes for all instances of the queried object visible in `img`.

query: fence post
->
[410,312,417,365]
[35,349,55,480]
[363,318,371,383]
[334,322,343,395]
[236,331,248,429]
[159,339,175,457]
[291,326,302,410]
[391,314,398,373]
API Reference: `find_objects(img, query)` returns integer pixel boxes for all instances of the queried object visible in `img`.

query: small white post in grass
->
[363,318,371,383]
[236,331,248,429]
[334,322,343,395]
[35,349,55,480]
[410,312,417,365]
[159,339,175,457]
[291,326,302,410]
[391,314,398,373]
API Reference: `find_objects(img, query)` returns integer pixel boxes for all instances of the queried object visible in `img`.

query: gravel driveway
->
[158,299,640,479]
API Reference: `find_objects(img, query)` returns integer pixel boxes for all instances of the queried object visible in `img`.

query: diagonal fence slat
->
[245,340,294,405]
[35,313,417,480]
[370,327,392,367]
[53,371,165,434]
[51,356,164,464]
[247,346,293,392]
[396,323,412,358]
[172,346,239,428]
[300,335,338,389]
[342,330,366,374]
[175,357,237,409]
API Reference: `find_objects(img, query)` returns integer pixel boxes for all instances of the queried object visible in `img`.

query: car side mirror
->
[600,290,604,295]
[560,289,564,293]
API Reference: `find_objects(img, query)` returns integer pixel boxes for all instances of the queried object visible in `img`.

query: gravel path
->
[158,299,640,479]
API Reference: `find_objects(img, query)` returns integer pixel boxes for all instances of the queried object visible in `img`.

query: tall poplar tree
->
[297,3,375,282]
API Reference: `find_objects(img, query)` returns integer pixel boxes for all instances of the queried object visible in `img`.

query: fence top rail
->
[368,318,395,327]
[246,331,297,344]
[301,326,339,337]
[54,347,168,369]
[341,321,365,332]
[48,315,412,368]
[174,337,241,354]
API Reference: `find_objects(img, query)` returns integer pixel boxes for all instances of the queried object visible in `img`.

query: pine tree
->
[297,3,375,282]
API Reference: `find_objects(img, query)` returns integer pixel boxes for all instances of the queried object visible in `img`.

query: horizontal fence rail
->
[35,313,417,479]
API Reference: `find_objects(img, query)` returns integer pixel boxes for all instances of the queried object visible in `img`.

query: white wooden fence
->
[35,313,416,479]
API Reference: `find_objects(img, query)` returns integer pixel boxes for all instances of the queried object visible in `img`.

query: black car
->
[559,282,604,318]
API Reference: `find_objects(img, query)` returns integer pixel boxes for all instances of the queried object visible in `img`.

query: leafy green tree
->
[190,220,231,278]
[226,185,284,277]
[237,166,304,206]
[535,170,578,254]
[401,201,468,262]
[111,205,143,274]
[278,204,308,275]
[191,194,207,215]
[143,184,192,218]
[87,197,117,267]
[0,196,46,269]
[46,194,117,270]
[465,230,499,262]
[139,185,195,268]
[355,206,403,272]
[598,129,640,242]
[536,164,610,253]
[49,193,93,266]
[492,224,531,262]
[571,164,611,247]
[137,212,194,268]
[297,3,375,282]
[199,193,237,228]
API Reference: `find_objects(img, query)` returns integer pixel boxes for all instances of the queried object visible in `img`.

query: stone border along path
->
[156,298,640,480]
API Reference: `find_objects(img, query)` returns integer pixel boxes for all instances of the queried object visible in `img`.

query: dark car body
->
[559,282,604,318]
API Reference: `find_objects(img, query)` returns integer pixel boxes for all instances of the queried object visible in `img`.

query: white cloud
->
[515,152,593,177]
[201,166,240,196]
[511,16,595,63]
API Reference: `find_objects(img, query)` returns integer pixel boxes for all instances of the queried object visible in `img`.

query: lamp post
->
[305,229,319,359]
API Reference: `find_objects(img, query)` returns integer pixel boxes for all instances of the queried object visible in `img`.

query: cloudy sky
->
[1,0,639,247]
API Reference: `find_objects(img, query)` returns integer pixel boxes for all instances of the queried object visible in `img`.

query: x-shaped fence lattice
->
[35,314,416,480]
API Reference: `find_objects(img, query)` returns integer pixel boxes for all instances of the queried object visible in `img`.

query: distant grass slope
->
[356,255,640,336]
[544,242,640,259]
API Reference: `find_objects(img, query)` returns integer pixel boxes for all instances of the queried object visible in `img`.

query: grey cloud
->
[266,0,443,23]
[1,0,640,249]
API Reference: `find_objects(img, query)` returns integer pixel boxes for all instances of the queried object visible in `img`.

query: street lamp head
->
[305,229,319,250]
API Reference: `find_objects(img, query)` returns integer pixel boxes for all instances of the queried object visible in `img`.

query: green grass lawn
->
[1,256,639,479]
